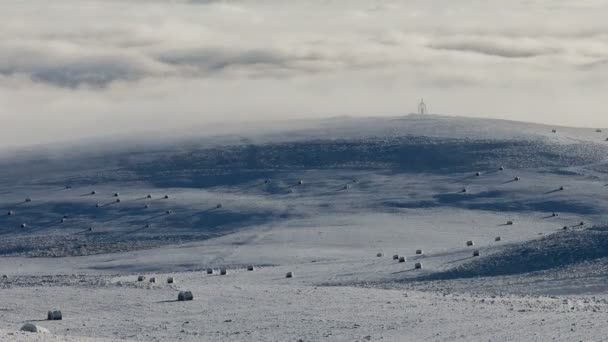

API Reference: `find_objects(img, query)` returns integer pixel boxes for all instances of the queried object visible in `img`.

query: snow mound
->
[425,228,608,280]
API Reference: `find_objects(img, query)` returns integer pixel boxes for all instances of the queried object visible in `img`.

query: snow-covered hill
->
[1,114,608,341]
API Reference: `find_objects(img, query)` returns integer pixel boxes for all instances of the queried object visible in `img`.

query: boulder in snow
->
[415,249,423,255]
[398,256,406,263]
[47,310,62,320]
[206,268,213,275]
[20,323,49,333]
[415,262,423,269]
[220,268,227,275]
[473,250,480,257]
[285,272,294,278]
[466,240,474,246]
[167,277,174,284]
[178,291,193,301]
[137,275,145,282]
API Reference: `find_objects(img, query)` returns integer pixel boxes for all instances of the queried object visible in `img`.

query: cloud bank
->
[1,0,608,148]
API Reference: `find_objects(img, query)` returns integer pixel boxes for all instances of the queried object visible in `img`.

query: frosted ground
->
[1,115,608,341]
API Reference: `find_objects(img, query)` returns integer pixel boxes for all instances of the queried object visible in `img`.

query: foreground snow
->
[1,264,608,341]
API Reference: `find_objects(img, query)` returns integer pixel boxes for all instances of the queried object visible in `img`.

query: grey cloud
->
[0,43,170,88]
[27,59,144,88]
[428,38,561,59]
[158,48,289,73]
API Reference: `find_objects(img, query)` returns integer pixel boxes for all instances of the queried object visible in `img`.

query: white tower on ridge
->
[418,98,427,115]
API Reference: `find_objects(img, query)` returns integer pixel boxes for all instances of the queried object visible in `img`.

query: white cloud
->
[1,0,608,148]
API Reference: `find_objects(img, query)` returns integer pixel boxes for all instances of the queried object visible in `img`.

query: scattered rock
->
[178,291,193,301]
[20,323,49,333]
[47,310,62,320]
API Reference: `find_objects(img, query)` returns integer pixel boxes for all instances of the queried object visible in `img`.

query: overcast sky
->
[1,0,608,148]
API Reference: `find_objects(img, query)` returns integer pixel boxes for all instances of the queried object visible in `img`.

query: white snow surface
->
[1,115,608,341]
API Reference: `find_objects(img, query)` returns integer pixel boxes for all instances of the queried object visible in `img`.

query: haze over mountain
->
[2,0,608,148]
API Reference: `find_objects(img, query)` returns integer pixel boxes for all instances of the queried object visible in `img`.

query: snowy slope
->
[1,114,608,341]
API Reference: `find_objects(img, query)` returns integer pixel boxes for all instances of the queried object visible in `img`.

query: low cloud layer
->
[1,0,608,148]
